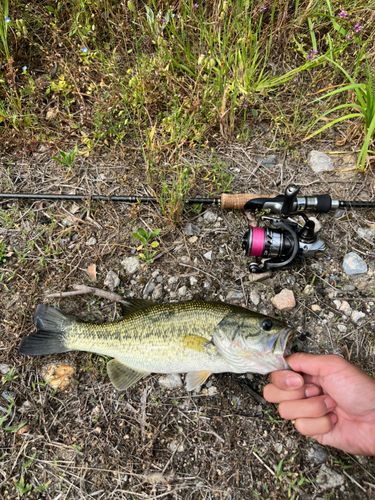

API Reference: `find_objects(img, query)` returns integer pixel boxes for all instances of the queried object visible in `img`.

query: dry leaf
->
[86,263,97,281]
[40,363,75,390]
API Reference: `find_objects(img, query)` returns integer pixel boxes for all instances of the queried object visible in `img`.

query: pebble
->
[316,464,344,490]
[183,223,201,237]
[308,150,334,172]
[339,300,352,316]
[204,250,212,261]
[121,257,141,275]
[86,237,97,246]
[250,291,260,306]
[343,252,368,276]
[351,310,366,325]
[271,289,296,311]
[143,281,155,295]
[256,155,278,168]
[151,284,163,301]
[156,275,163,283]
[158,373,183,389]
[357,227,375,242]
[0,405,9,415]
[334,209,345,218]
[188,236,198,244]
[311,262,324,275]
[333,299,341,310]
[311,304,321,312]
[203,280,211,290]
[343,284,356,291]
[2,390,15,403]
[281,275,296,286]
[226,291,244,300]
[169,440,184,453]
[190,276,198,286]
[203,210,218,223]
[307,446,328,464]
[206,386,218,396]
[0,364,11,375]
[303,284,313,295]
[168,276,179,285]
[275,443,283,454]
[104,271,120,288]
[336,324,347,333]
[178,286,187,297]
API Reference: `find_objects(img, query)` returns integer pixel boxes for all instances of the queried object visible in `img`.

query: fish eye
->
[261,319,273,332]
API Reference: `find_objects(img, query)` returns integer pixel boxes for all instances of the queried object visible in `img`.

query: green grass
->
[1,0,374,221]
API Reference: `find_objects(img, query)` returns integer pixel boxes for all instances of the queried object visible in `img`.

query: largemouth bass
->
[19,300,294,391]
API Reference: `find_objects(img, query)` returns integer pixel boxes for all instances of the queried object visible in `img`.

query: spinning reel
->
[242,185,326,273]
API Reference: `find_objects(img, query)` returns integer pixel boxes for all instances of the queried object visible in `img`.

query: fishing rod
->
[1,188,375,211]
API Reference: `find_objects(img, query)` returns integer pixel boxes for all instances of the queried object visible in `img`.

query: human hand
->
[263,353,375,455]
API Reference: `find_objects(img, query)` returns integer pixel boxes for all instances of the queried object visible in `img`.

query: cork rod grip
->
[220,193,276,210]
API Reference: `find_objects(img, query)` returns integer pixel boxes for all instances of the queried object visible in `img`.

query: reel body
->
[242,185,326,273]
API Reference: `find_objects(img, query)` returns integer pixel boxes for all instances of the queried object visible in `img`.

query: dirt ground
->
[1,131,375,499]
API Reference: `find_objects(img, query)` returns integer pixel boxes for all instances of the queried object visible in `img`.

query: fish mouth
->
[278,327,295,357]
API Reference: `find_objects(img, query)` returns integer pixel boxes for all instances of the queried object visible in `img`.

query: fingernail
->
[305,385,320,398]
[324,396,337,410]
[285,376,303,388]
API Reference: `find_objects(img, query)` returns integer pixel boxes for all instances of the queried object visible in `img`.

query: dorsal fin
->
[120,298,157,317]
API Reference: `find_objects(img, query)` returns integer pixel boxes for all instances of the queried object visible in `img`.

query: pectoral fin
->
[182,334,211,352]
[107,359,150,391]
[185,370,212,391]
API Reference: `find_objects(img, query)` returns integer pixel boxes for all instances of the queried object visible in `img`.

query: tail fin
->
[19,305,78,356]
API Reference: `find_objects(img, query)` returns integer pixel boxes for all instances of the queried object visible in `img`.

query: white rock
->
[158,373,183,389]
[178,286,187,297]
[333,300,342,310]
[311,304,321,312]
[190,276,198,286]
[152,284,163,301]
[308,151,334,172]
[168,276,179,285]
[204,250,212,261]
[336,324,347,333]
[121,257,141,275]
[86,237,97,246]
[203,210,217,223]
[104,271,120,288]
[351,310,366,325]
[169,440,184,453]
[250,291,260,306]
[339,300,352,316]
[0,364,11,375]
[316,464,344,490]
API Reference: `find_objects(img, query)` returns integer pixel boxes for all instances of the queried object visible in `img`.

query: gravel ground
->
[1,135,375,499]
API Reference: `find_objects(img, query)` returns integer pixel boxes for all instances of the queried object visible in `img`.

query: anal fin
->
[107,359,149,391]
[185,370,212,391]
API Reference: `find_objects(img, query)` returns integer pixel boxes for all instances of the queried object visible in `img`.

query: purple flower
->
[242,104,248,108]
[354,23,362,32]
[193,3,198,7]
[81,47,88,53]
[228,70,232,77]
[338,10,347,18]
[260,5,266,11]
[5,17,10,23]
[161,18,167,23]
[345,34,351,39]
[307,49,318,61]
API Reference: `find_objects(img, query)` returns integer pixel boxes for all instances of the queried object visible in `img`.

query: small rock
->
[351,310,366,325]
[159,374,183,389]
[86,237,97,246]
[342,284,356,291]
[316,464,344,490]
[179,256,190,264]
[311,304,321,312]
[357,281,368,290]
[183,223,201,237]
[144,282,155,295]
[329,275,341,286]
[343,252,368,276]
[339,300,352,316]
[156,275,163,283]
[152,284,163,301]
[336,324,347,334]
[308,151,334,172]
[272,289,296,311]
[203,211,217,223]
[168,276,179,285]
[206,386,218,396]
[250,291,260,306]
[357,227,375,242]
[0,364,11,375]
[307,446,328,464]
[19,401,31,412]
[226,291,244,300]
[281,275,296,286]
[275,443,283,454]
[190,276,198,286]
[204,250,212,261]
[256,155,278,168]
[189,236,198,244]
[309,217,321,232]
[178,286,187,297]
[121,257,141,275]
[203,280,211,290]
[40,363,75,391]
[334,209,345,218]
[333,300,342,310]
[151,270,160,278]
[303,284,313,295]
[2,390,15,403]
[327,289,338,299]
[311,262,324,275]
[169,440,184,453]
[104,271,120,288]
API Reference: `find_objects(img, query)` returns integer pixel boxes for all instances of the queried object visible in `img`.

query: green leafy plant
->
[0,0,10,60]
[52,144,79,173]
[304,58,375,170]
[132,227,161,264]
[0,239,6,263]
